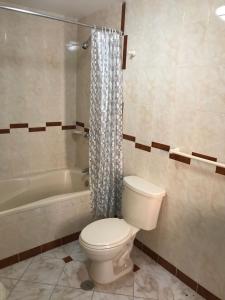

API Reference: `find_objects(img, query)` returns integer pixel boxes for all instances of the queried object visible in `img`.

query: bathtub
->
[0,168,92,260]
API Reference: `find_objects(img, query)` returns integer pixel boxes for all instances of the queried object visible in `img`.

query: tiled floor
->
[0,241,205,300]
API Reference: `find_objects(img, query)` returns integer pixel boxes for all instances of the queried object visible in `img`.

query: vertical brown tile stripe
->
[46,122,62,127]
[192,152,217,162]
[62,125,76,130]
[0,129,10,134]
[29,127,46,132]
[134,239,222,300]
[76,121,85,127]
[152,141,170,152]
[123,133,136,142]
[122,35,128,70]
[121,2,126,32]
[216,166,225,176]
[169,153,191,165]
[135,143,151,152]
[10,123,28,128]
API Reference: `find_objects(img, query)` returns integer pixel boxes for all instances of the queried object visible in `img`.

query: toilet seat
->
[80,218,132,250]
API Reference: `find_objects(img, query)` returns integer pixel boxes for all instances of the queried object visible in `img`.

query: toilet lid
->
[80,218,131,248]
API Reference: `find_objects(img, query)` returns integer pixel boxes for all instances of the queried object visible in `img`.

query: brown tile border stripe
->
[0,129,10,134]
[152,141,170,152]
[192,152,217,162]
[134,239,221,300]
[123,133,136,142]
[10,123,28,128]
[29,127,46,132]
[84,127,89,133]
[135,143,151,152]
[216,166,225,176]
[169,153,191,165]
[62,125,76,130]
[122,35,128,70]
[76,121,85,127]
[0,231,80,269]
[121,2,126,32]
[46,122,62,127]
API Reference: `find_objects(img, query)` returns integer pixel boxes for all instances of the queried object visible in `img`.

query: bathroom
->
[0,0,224,299]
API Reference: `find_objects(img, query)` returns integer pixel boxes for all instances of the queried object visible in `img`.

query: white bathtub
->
[0,168,92,260]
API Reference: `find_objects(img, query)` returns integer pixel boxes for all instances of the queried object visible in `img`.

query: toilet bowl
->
[80,176,166,284]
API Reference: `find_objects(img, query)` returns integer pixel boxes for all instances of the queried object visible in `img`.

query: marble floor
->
[0,241,205,300]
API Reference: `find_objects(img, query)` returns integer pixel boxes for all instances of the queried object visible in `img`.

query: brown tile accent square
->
[0,129,10,134]
[19,246,42,261]
[63,256,73,263]
[42,239,62,253]
[122,35,128,70]
[135,143,151,152]
[192,152,217,162]
[123,133,136,142]
[10,123,28,129]
[121,2,126,32]
[62,125,76,130]
[176,269,197,291]
[133,264,140,272]
[158,256,176,275]
[0,255,19,269]
[152,141,170,152]
[216,166,225,176]
[197,284,221,300]
[169,153,191,165]
[46,122,62,127]
[76,121,85,127]
[29,127,46,132]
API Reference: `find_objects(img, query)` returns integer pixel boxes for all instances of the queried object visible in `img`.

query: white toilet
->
[79,176,166,284]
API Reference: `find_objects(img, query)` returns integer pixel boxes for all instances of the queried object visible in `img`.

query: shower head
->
[66,37,90,52]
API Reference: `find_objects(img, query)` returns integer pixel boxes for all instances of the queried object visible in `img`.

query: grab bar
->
[169,148,225,168]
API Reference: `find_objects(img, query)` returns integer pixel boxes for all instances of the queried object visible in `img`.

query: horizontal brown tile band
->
[192,152,217,162]
[62,125,76,130]
[152,141,170,152]
[46,122,62,127]
[216,166,225,176]
[0,129,10,134]
[0,232,80,269]
[123,133,136,142]
[29,127,46,132]
[10,123,28,128]
[76,121,85,127]
[169,153,191,165]
[134,239,221,300]
[135,143,151,152]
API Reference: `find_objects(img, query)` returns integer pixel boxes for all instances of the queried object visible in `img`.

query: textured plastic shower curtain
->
[89,28,123,218]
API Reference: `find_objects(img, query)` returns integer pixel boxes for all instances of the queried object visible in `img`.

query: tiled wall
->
[0,10,78,179]
[123,0,225,299]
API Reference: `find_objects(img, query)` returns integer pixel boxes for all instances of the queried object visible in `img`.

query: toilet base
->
[89,257,133,285]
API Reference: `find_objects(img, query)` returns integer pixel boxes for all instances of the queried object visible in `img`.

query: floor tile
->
[131,247,155,269]
[95,273,134,296]
[21,256,65,285]
[7,281,54,300]
[92,292,133,300]
[58,260,90,288]
[0,278,18,298]
[69,241,87,262]
[51,286,93,300]
[0,259,32,279]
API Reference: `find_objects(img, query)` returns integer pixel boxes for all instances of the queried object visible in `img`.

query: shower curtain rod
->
[0,4,122,34]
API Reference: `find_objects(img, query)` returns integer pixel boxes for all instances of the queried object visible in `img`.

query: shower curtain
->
[89,29,123,218]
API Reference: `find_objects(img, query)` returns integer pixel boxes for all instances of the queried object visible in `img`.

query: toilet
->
[79,176,166,284]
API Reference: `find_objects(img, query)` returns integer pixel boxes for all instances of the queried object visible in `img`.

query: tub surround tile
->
[29,127,46,132]
[135,143,151,152]
[122,35,128,70]
[192,152,217,162]
[46,122,62,127]
[215,166,225,176]
[169,153,191,165]
[121,2,126,33]
[123,134,136,142]
[76,121,85,127]
[10,123,28,129]
[7,281,54,300]
[51,286,93,300]
[0,129,10,134]
[61,125,76,130]
[21,256,65,285]
[152,142,170,152]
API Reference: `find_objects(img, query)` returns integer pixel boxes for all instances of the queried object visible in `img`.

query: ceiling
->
[0,0,122,19]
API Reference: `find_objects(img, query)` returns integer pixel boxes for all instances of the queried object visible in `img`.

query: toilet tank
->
[122,176,166,231]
